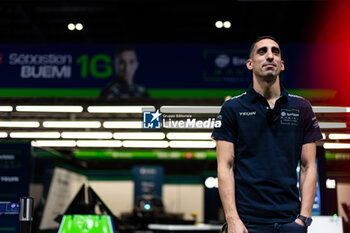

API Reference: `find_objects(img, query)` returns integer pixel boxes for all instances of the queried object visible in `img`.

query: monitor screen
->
[57,215,115,233]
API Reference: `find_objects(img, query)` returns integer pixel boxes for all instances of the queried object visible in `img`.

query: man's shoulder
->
[286,93,311,106]
[226,91,247,104]
[219,92,247,113]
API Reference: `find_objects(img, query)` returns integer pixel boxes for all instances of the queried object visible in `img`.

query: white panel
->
[163,184,204,222]
[308,216,343,233]
[88,180,134,216]
[39,168,87,230]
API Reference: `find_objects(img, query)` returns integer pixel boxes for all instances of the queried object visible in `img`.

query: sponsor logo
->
[163,118,221,128]
[239,111,256,116]
[143,110,161,129]
[143,110,222,129]
[215,54,230,68]
[280,108,299,126]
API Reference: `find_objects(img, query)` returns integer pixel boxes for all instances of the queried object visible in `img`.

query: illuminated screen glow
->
[306,0,350,104]
[57,215,115,233]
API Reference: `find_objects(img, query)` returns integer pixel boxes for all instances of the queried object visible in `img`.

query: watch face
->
[306,218,313,226]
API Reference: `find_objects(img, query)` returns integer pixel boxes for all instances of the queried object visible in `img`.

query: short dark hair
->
[115,46,137,57]
[249,36,280,58]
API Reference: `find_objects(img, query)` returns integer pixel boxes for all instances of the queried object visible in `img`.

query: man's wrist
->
[295,218,306,226]
[297,214,313,226]
[226,215,241,224]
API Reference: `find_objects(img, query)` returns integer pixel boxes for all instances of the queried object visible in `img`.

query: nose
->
[266,49,274,61]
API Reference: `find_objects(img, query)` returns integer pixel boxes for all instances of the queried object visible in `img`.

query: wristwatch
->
[297,214,313,227]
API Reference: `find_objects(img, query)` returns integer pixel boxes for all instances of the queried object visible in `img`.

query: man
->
[211,36,322,233]
[99,46,148,98]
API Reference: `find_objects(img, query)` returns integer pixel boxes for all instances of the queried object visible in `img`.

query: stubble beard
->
[254,69,278,84]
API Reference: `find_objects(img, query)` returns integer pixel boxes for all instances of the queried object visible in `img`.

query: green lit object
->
[333,214,338,217]
[0,88,336,98]
[57,215,115,233]
[74,150,217,160]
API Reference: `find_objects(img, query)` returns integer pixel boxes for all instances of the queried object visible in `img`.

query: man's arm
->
[216,140,248,233]
[296,142,317,226]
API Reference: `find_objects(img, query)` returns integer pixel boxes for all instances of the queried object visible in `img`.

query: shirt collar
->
[246,83,288,103]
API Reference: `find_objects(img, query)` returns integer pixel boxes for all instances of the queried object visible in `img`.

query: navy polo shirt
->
[211,84,322,224]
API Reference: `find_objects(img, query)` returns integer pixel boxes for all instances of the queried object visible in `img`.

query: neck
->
[117,76,133,86]
[252,75,281,100]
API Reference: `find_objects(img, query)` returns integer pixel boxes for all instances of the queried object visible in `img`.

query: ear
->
[246,59,253,71]
[280,60,285,71]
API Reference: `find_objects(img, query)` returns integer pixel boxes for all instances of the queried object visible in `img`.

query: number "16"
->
[77,54,113,79]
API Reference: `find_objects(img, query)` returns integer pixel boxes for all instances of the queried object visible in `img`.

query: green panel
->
[326,152,350,160]
[148,89,246,98]
[0,228,16,231]
[0,88,336,98]
[84,170,132,181]
[0,194,17,198]
[74,150,217,160]
[0,88,100,97]
[84,170,203,184]
[287,89,337,99]
[58,215,114,233]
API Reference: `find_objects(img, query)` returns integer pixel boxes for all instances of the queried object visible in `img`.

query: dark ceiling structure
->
[1,0,325,43]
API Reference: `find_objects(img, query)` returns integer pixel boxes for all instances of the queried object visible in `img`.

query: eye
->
[272,47,280,55]
[257,47,267,55]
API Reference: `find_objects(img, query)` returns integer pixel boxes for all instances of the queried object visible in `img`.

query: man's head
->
[115,46,139,85]
[246,36,284,80]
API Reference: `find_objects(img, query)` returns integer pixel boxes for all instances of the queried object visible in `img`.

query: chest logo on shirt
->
[280,109,299,126]
[239,111,256,116]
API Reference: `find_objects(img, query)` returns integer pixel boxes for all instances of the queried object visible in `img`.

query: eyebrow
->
[256,46,280,53]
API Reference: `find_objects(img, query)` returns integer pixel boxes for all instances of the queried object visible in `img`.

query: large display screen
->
[0,44,339,98]
[57,215,115,233]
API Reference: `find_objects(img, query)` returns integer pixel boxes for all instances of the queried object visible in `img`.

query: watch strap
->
[297,214,312,226]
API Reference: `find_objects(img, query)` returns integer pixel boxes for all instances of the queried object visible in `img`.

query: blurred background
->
[0,0,350,233]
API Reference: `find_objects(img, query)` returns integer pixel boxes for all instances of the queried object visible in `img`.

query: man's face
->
[115,50,139,84]
[246,39,284,79]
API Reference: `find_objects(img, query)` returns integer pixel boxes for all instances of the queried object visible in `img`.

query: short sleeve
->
[211,101,236,143]
[302,101,323,144]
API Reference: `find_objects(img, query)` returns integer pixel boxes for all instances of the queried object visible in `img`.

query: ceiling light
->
[223,21,231,28]
[323,143,350,149]
[166,132,212,140]
[61,132,113,139]
[68,23,75,31]
[87,106,155,113]
[0,132,8,138]
[32,140,76,147]
[75,23,83,31]
[322,133,326,140]
[103,121,142,128]
[113,132,165,139]
[43,121,101,128]
[319,122,347,129]
[169,140,216,148]
[215,21,223,28]
[76,140,122,147]
[10,132,60,138]
[329,134,350,140]
[16,106,83,112]
[122,140,169,148]
[0,106,13,112]
[0,121,40,128]
[160,106,220,113]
